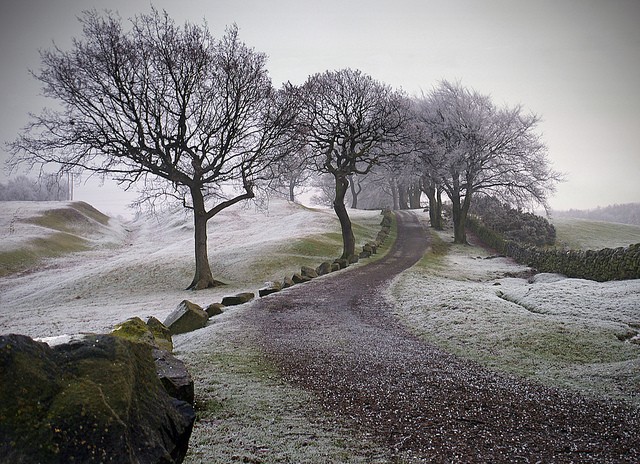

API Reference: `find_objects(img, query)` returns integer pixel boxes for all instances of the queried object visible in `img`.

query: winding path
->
[247,212,639,462]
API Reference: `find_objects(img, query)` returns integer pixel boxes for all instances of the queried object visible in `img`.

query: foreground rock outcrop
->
[0,333,195,464]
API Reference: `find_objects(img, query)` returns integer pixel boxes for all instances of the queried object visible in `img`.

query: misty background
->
[1,0,639,217]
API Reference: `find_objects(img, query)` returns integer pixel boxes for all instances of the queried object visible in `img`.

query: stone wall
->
[467,216,640,282]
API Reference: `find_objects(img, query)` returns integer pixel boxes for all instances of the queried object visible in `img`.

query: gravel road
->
[246,211,639,463]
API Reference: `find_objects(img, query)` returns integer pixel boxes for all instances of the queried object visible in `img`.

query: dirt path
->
[247,212,639,463]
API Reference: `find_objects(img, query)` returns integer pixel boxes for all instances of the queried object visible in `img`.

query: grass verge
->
[390,223,640,408]
[176,315,389,463]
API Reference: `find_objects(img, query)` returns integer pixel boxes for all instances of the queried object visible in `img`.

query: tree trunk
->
[398,183,409,210]
[390,178,399,210]
[434,187,443,230]
[348,175,360,209]
[187,187,221,290]
[424,183,438,227]
[288,181,296,202]
[334,174,356,260]
[409,183,422,209]
[451,191,472,244]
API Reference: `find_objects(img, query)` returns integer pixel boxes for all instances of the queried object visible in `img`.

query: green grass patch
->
[287,233,343,257]
[416,228,450,269]
[243,210,392,283]
[552,217,640,250]
[0,232,89,277]
[22,203,106,235]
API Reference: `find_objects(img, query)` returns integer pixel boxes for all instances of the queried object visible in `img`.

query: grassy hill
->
[552,216,640,250]
[0,201,126,277]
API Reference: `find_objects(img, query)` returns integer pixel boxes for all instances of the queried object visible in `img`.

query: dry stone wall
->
[467,216,640,282]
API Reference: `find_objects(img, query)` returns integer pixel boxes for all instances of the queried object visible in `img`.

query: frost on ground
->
[0,199,387,462]
[175,308,388,463]
[0,199,375,338]
[389,211,640,407]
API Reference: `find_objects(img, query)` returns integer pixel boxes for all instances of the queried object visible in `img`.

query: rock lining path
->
[247,211,639,462]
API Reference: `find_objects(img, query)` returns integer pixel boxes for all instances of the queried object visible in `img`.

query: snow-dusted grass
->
[0,201,127,276]
[0,199,388,462]
[0,199,384,338]
[552,216,640,250]
[390,212,640,407]
[176,310,386,463]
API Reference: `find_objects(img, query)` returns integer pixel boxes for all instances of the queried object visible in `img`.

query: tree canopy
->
[297,68,411,259]
[8,9,299,289]
[413,80,561,243]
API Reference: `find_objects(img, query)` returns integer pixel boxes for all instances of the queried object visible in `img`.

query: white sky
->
[1,0,639,215]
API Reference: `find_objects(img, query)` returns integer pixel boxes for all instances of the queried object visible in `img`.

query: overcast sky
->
[1,0,639,216]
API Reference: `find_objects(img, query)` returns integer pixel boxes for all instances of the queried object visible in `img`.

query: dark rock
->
[334,258,349,269]
[205,303,225,317]
[0,333,194,464]
[301,266,318,279]
[292,273,312,284]
[366,242,377,254]
[153,348,195,405]
[282,276,295,288]
[359,250,371,259]
[348,255,359,264]
[259,287,280,297]
[221,292,255,306]
[330,262,341,272]
[164,300,209,335]
[316,262,332,276]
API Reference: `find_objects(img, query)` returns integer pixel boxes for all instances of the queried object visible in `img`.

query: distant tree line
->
[0,174,69,201]
[6,8,561,288]
[553,203,640,226]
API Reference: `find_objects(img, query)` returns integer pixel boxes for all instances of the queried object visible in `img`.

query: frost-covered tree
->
[0,174,69,201]
[415,81,561,244]
[7,10,298,289]
[298,69,410,260]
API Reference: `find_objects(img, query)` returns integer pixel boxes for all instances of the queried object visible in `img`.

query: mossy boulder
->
[333,258,349,269]
[282,276,295,288]
[221,292,255,306]
[146,316,174,352]
[0,333,194,463]
[111,316,173,352]
[163,300,209,335]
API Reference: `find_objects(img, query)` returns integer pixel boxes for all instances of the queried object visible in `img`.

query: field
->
[1,201,639,462]
[552,216,640,250]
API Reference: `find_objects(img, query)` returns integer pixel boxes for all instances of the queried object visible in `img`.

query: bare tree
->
[268,145,314,202]
[298,68,410,260]
[415,81,561,244]
[7,10,298,289]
